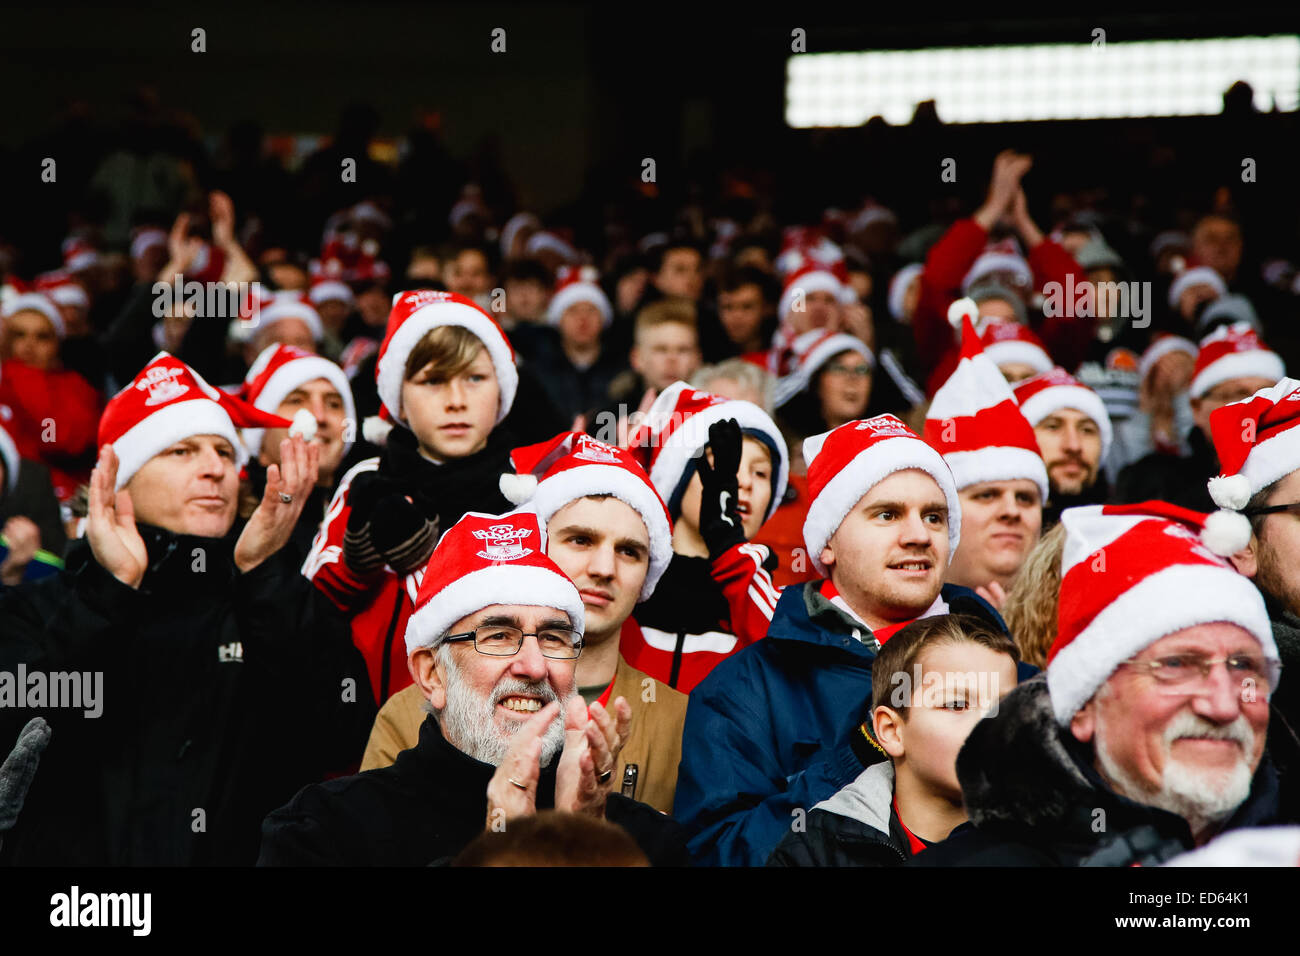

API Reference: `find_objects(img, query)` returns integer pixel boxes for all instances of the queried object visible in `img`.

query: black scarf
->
[378,423,515,529]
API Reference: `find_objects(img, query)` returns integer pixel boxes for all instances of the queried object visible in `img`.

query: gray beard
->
[435,648,570,768]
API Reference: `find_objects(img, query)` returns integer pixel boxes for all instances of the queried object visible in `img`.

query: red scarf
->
[892,795,929,856]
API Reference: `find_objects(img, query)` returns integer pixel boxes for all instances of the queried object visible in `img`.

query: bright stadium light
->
[785,35,1300,127]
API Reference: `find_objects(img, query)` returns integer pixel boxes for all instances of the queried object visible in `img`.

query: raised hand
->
[485,700,560,828]
[234,435,320,573]
[86,445,149,589]
[696,418,746,559]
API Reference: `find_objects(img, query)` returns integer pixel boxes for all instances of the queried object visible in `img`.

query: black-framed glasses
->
[1242,501,1300,519]
[443,624,584,659]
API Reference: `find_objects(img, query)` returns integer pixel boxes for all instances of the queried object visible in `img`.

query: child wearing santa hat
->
[303,289,522,705]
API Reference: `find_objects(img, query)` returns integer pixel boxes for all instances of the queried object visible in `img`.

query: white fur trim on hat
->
[404,563,585,656]
[112,398,243,491]
[888,264,924,321]
[1239,415,1300,499]
[942,446,1050,504]
[962,253,1032,293]
[1046,562,1275,725]
[1189,350,1285,400]
[529,463,673,601]
[983,340,1053,374]
[3,293,65,339]
[1017,385,1114,462]
[547,283,613,327]
[259,302,323,342]
[802,435,962,577]
[1168,266,1227,309]
[376,301,518,426]
[648,400,789,524]
[779,271,845,320]
[241,356,356,458]
[1138,336,1198,382]
[0,425,19,493]
[309,281,354,306]
[46,284,89,310]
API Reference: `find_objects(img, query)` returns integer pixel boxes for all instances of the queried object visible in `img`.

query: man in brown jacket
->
[361,432,687,813]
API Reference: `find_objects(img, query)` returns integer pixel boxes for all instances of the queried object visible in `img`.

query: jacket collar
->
[956,675,1279,845]
[66,522,239,589]
[768,580,971,651]
[401,712,560,804]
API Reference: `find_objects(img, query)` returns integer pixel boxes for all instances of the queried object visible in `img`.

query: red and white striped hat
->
[1206,376,1300,511]
[629,380,788,523]
[1189,322,1284,400]
[2,292,64,339]
[1047,501,1274,725]
[34,271,90,311]
[499,431,672,600]
[924,316,1049,501]
[404,509,585,656]
[99,352,294,490]
[546,265,612,327]
[373,289,518,436]
[802,414,962,576]
[772,329,874,409]
[239,344,356,457]
[1012,366,1114,462]
[257,292,324,343]
[777,260,856,321]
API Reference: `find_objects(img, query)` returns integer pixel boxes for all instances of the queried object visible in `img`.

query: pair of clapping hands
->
[485,696,633,826]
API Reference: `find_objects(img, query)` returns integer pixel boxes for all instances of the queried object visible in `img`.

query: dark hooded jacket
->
[911,676,1282,866]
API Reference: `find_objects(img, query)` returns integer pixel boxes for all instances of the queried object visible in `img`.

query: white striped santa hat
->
[404,509,584,656]
[546,265,612,328]
[238,344,356,457]
[772,329,874,409]
[628,380,788,524]
[946,297,1051,374]
[1189,322,1284,400]
[1047,501,1274,725]
[924,314,1049,502]
[802,414,962,577]
[499,431,672,600]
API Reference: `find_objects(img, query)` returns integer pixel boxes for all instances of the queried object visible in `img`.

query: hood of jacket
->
[813,759,895,835]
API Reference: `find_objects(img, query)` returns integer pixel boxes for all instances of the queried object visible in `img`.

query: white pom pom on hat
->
[288,408,318,441]
[1207,473,1253,511]
[499,472,539,505]
[1201,508,1253,557]
[947,297,978,332]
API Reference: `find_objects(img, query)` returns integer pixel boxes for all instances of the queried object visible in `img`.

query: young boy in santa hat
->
[303,289,520,705]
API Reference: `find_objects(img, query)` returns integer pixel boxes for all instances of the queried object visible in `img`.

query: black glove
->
[0,718,51,843]
[696,418,746,559]
[368,494,439,575]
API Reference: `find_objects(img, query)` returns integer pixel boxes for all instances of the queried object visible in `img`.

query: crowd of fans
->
[3,101,1300,867]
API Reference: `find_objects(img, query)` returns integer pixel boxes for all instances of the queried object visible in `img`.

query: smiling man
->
[359,432,689,812]
[259,510,688,866]
[914,502,1285,866]
[674,414,1010,866]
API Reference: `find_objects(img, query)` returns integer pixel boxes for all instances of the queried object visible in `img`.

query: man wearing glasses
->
[915,502,1287,866]
[1206,376,1300,820]
[258,510,688,865]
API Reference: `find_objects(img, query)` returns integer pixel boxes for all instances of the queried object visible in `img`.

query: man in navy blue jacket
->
[674,414,1017,866]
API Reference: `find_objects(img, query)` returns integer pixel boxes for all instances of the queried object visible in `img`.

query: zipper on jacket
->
[379,587,406,701]
[668,631,685,688]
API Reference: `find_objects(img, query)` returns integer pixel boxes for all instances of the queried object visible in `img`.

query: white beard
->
[435,648,570,768]
[1095,707,1256,839]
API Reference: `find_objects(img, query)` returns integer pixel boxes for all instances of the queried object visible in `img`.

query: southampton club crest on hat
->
[137,364,190,406]
[570,435,623,464]
[473,522,534,561]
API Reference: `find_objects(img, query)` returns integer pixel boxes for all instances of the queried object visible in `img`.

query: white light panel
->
[786,35,1300,126]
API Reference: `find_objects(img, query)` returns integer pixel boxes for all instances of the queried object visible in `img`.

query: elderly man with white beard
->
[258,509,689,866]
[913,501,1287,866]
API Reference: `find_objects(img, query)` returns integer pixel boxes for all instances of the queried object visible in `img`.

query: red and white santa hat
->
[802,414,962,576]
[1047,501,1275,725]
[546,265,612,327]
[371,289,519,442]
[629,380,789,523]
[961,241,1032,292]
[772,329,874,409]
[1206,376,1300,512]
[308,274,355,308]
[1167,265,1227,309]
[499,431,673,600]
[1137,333,1199,382]
[99,352,298,490]
[2,292,65,339]
[62,237,101,273]
[524,231,580,263]
[0,419,20,494]
[947,297,1051,374]
[239,344,356,456]
[257,292,324,342]
[34,271,90,311]
[777,260,857,321]
[1189,322,1285,400]
[924,316,1049,501]
[1012,366,1114,462]
[404,509,585,656]
[130,227,168,262]
[887,263,924,321]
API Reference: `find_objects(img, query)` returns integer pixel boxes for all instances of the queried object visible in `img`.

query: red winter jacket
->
[619,542,782,693]
[913,219,1092,393]
[0,359,103,501]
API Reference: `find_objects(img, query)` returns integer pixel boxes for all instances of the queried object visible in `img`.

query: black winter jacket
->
[258,713,692,866]
[0,524,375,865]
[911,676,1282,866]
